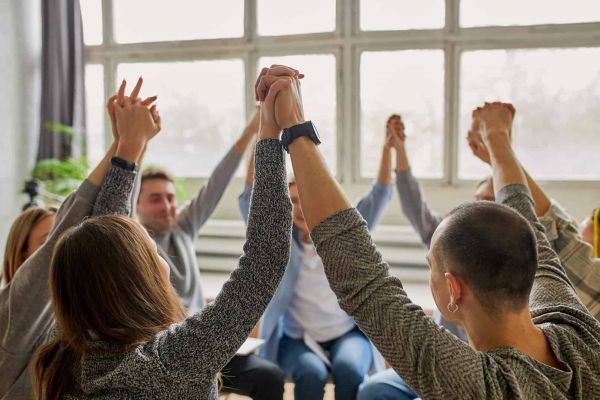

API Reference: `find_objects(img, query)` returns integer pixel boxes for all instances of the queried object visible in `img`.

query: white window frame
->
[85,0,600,188]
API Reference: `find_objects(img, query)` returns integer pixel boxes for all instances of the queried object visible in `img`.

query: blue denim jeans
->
[278,326,372,400]
[358,369,420,400]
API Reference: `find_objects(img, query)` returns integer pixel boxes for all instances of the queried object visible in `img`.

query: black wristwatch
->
[111,156,137,171]
[281,121,321,153]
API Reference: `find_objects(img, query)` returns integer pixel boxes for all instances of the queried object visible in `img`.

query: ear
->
[444,271,463,304]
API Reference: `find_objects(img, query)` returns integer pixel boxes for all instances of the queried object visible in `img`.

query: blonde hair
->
[3,207,55,284]
[33,215,186,400]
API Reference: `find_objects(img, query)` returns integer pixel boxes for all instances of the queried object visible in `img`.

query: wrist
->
[116,140,145,163]
[282,117,305,130]
[258,129,281,141]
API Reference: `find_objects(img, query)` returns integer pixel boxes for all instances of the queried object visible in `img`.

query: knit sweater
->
[0,165,136,400]
[313,184,600,399]
[152,146,242,316]
[67,139,292,399]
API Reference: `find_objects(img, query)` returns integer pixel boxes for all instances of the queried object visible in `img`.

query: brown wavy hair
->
[3,207,56,284]
[32,215,186,400]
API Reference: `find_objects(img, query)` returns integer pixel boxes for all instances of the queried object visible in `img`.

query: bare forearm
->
[487,134,527,195]
[395,145,410,172]
[234,127,256,155]
[522,168,552,217]
[377,147,394,185]
[88,142,117,186]
[289,137,351,231]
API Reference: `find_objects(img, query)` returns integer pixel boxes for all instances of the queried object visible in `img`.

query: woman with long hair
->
[2,207,56,285]
[0,78,157,399]
[32,70,295,399]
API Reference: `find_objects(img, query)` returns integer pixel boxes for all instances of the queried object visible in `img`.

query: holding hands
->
[255,65,305,140]
[468,102,516,164]
[106,77,161,162]
[385,114,406,151]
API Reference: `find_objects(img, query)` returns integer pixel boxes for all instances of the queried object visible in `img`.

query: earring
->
[447,302,459,313]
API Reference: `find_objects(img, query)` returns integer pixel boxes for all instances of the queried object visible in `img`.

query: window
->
[459,47,600,180]
[360,0,445,31]
[259,54,337,171]
[84,64,105,167]
[84,1,600,183]
[461,0,600,27]
[360,50,444,178]
[257,0,336,36]
[113,0,244,43]
[117,60,245,177]
[80,0,102,45]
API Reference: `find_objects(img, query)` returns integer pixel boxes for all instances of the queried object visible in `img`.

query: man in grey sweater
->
[135,109,285,399]
[263,67,600,399]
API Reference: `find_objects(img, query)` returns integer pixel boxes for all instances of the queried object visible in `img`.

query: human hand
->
[467,107,490,165]
[255,65,304,139]
[477,102,515,147]
[107,77,158,143]
[385,114,406,150]
[113,81,162,161]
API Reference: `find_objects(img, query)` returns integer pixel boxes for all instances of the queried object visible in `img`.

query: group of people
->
[0,64,599,400]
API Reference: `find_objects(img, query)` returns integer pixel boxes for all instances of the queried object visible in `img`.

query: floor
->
[221,383,335,400]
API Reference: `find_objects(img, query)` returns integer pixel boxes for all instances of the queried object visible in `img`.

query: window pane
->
[85,64,105,167]
[80,0,102,45]
[117,60,245,177]
[259,54,337,172]
[360,0,445,31]
[459,48,600,180]
[360,50,444,178]
[257,0,335,36]
[461,0,600,27]
[114,0,244,43]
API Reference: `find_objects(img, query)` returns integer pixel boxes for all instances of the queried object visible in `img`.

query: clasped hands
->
[467,101,516,165]
[254,65,306,140]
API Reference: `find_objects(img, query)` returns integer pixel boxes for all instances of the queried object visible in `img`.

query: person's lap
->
[358,369,420,400]
[278,327,372,400]
[221,354,285,400]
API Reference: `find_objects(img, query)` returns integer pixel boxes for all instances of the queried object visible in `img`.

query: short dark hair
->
[436,201,538,313]
[141,167,174,184]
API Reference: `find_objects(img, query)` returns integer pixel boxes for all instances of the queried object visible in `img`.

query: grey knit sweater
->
[312,184,600,399]
[67,139,292,399]
[0,165,136,400]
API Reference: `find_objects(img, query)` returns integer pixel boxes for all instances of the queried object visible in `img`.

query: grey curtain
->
[37,0,85,161]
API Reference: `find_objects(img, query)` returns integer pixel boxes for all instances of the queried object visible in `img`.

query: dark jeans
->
[221,354,286,400]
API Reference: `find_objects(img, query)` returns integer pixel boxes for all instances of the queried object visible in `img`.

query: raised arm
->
[477,103,588,314]
[389,115,443,246]
[355,124,394,228]
[258,65,487,398]
[151,72,293,379]
[176,108,259,236]
[238,143,256,224]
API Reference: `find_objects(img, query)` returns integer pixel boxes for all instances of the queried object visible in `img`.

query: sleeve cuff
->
[372,180,393,199]
[310,208,365,248]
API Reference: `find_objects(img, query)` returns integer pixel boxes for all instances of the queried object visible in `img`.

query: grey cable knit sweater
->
[312,184,600,399]
[0,165,136,400]
[66,139,292,399]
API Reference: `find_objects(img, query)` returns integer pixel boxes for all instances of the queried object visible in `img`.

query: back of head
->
[437,201,538,313]
[3,207,55,285]
[34,215,185,400]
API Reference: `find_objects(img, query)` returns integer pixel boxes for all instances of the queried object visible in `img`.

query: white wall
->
[0,0,41,260]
